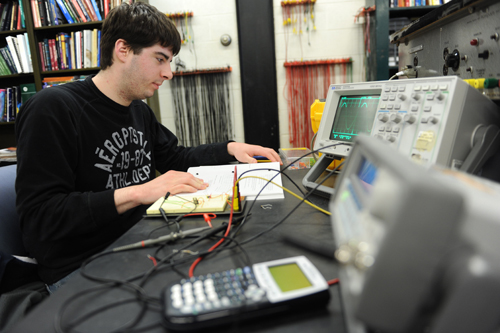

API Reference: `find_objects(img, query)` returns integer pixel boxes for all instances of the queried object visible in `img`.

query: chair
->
[0,165,47,332]
[0,164,40,293]
[0,164,27,257]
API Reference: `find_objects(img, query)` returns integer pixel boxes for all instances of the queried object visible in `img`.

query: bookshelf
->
[0,0,160,150]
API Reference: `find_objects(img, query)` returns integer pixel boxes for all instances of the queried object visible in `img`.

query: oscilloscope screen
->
[329,95,380,143]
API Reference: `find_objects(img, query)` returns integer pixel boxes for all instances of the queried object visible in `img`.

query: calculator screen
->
[268,263,312,292]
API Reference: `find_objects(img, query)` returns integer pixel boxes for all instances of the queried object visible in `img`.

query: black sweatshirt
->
[15,75,236,284]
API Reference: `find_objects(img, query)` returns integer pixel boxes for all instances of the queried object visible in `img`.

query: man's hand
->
[114,170,208,214]
[227,142,282,164]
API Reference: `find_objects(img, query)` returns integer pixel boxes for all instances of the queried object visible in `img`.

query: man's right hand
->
[113,170,208,214]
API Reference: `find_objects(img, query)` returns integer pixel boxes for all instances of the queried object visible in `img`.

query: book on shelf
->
[16,33,31,73]
[1,2,12,31]
[18,0,26,28]
[0,47,16,74]
[20,83,36,103]
[5,36,23,74]
[0,89,6,121]
[83,29,92,68]
[0,54,12,75]
[53,0,73,24]
[91,28,97,67]
[71,0,88,22]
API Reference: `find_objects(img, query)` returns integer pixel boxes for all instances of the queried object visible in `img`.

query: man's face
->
[120,44,174,103]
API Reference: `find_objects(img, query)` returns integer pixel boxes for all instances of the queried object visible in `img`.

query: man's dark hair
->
[99,2,181,70]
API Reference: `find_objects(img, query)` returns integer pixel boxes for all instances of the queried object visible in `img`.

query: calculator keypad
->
[169,267,266,315]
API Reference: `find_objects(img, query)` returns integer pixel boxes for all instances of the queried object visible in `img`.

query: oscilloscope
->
[303,76,500,196]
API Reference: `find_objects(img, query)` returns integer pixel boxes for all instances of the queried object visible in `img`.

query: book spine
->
[5,37,22,73]
[83,29,91,68]
[9,1,17,30]
[75,30,82,69]
[0,55,11,75]
[38,42,46,71]
[2,2,12,30]
[0,89,5,122]
[63,0,81,23]
[91,28,97,67]
[54,0,73,23]
[71,0,88,22]
[104,0,108,18]
[81,0,97,21]
[1,47,17,74]
[97,29,100,67]
[17,1,22,29]
[75,0,91,21]
[37,0,48,26]
[18,0,26,28]
[13,36,25,72]
[16,34,30,73]
[6,87,12,122]
[51,37,60,70]
[89,0,101,20]
[42,39,51,71]
[14,85,20,117]
[69,31,75,69]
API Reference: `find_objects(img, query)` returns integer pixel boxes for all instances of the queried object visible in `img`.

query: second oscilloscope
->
[303,76,500,196]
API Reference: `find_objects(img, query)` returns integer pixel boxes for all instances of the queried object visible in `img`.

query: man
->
[15,2,281,292]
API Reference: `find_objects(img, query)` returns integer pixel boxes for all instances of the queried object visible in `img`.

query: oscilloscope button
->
[378,113,389,122]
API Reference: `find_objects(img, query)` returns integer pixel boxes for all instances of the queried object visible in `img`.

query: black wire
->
[57,145,344,332]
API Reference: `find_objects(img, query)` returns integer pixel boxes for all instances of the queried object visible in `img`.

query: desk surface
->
[11,170,345,333]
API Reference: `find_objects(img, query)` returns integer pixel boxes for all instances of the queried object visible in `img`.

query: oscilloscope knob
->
[429,117,439,124]
[390,114,402,123]
[378,113,389,123]
[397,94,406,101]
[411,93,421,101]
[404,114,416,124]
[387,136,396,143]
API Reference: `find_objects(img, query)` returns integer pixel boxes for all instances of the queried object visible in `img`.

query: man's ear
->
[114,39,131,63]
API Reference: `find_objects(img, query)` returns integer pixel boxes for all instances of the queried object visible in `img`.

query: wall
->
[150,0,366,148]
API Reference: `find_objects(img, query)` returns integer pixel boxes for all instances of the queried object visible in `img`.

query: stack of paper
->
[187,162,284,200]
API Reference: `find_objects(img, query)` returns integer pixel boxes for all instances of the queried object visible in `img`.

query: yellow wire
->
[236,176,331,216]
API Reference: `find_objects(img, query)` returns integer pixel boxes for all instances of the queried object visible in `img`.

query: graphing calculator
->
[161,256,330,331]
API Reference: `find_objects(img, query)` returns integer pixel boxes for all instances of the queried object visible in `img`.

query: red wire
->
[188,195,234,277]
[328,278,339,286]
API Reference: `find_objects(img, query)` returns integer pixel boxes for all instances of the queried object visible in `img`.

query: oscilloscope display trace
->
[330,95,380,143]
